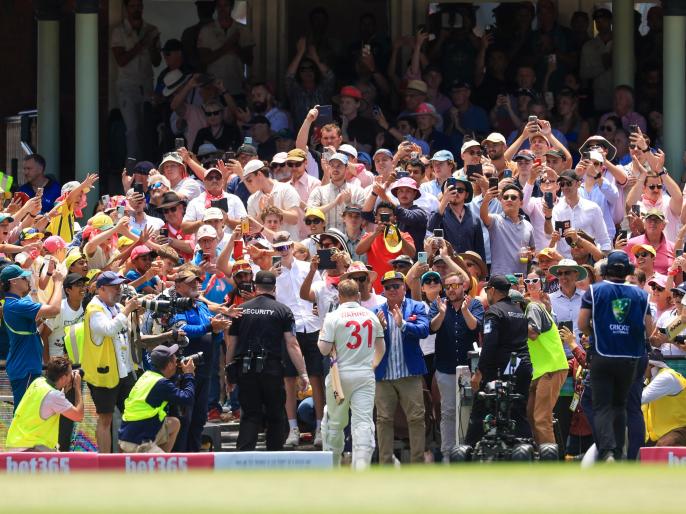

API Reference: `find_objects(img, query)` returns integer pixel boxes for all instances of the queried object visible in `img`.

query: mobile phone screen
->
[210,198,229,212]
[317,249,336,270]
[555,220,570,235]
[315,105,333,126]
[466,164,482,179]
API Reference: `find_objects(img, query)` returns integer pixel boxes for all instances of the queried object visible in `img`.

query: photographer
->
[167,268,231,452]
[82,272,140,453]
[465,275,533,447]
[118,344,195,453]
[226,271,310,451]
[6,356,84,451]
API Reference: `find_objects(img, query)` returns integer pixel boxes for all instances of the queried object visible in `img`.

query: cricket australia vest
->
[590,281,649,358]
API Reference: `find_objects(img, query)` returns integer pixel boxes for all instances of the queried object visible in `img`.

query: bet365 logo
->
[611,298,630,323]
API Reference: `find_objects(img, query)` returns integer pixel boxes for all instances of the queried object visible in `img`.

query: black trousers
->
[236,372,286,451]
[590,354,638,459]
[465,362,533,447]
[174,373,210,452]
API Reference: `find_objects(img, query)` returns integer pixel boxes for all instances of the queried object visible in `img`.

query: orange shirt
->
[363,230,415,291]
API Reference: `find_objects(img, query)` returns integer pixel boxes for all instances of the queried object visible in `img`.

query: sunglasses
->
[287,162,302,167]
[556,270,577,276]
[647,184,662,190]
[383,283,402,291]
[162,205,181,213]
[558,181,574,187]
[271,163,286,168]
[467,150,482,156]
[305,218,322,225]
[422,277,441,285]
[651,284,665,292]
[635,251,652,258]
[453,188,467,194]
[349,275,368,283]
[524,278,540,285]
[673,291,685,297]
[445,283,463,290]
[205,174,222,182]
[204,110,221,117]
[150,182,165,190]
[274,244,292,252]
[501,195,519,201]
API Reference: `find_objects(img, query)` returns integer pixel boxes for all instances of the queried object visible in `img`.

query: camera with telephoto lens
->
[141,297,194,314]
[178,351,204,367]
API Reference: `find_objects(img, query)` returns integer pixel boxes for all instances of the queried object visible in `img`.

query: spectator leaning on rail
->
[6,356,85,452]
[118,344,196,453]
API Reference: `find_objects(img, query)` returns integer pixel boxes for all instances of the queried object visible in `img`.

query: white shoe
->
[285,427,300,447]
[314,428,322,448]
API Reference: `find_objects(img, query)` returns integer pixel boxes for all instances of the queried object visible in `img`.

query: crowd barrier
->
[0,451,333,473]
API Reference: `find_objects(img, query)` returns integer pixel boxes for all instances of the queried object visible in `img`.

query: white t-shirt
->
[419,301,436,356]
[173,176,204,200]
[184,191,247,229]
[312,279,339,326]
[45,299,85,358]
[247,181,301,240]
[320,301,384,373]
[656,308,686,356]
[361,293,386,311]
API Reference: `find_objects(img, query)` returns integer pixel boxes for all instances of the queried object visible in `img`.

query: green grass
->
[1,464,685,513]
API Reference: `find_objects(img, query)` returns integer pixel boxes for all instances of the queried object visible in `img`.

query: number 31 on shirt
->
[346,319,373,350]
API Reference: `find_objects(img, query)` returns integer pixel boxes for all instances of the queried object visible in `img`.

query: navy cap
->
[96,271,127,288]
[254,270,276,286]
[486,275,511,292]
[606,250,632,275]
[150,344,179,369]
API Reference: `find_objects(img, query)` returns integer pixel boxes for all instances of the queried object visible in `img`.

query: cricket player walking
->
[318,279,386,469]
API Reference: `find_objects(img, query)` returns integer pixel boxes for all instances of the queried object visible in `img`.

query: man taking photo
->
[118,344,196,453]
[6,356,84,451]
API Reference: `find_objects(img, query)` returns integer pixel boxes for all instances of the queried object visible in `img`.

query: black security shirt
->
[229,294,295,357]
[478,298,530,381]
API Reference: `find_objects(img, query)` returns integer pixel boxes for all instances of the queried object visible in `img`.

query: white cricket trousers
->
[321,370,376,470]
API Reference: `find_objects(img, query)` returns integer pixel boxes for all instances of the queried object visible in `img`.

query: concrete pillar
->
[35,1,62,180]
[75,0,99,199]
[663,1,686,181]
[612,0,634,88]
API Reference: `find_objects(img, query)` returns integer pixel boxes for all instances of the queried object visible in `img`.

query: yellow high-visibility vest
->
[6,377,59,450]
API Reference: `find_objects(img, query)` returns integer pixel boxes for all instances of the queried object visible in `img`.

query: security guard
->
[6,356,84,451]
[226,271,310,451]
[579,251,652,461]
[465,275,533,447]
[118,344,196,453]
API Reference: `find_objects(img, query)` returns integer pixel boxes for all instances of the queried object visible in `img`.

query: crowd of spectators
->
[3,0,685,462]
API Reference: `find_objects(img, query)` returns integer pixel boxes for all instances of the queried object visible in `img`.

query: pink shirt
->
[625,234,674,275]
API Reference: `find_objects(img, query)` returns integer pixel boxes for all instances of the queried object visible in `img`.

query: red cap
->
[339,86,363,100]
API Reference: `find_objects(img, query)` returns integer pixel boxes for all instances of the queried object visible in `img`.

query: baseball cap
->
[150,344,180,369]
[380,270,405,283]
[0,264,32,283]
[174,268,200,283]
[339,144,358,159]
[648,275,668,289]
[204,167,222,180]
[271,152,288,165]
[0,213,14,223]
[405,80,428,95]
[484,132,506,145]
[286,148,307,162]
[162,39,182,53]
[242,160,264,179]
[514,150,535,161]
[305,208,326,222]
[605,250,632,276]
[336,85,364,101]
[390,255,413,267]
[64,273,87,288]
[132,161,155,175]
[85,269,102,283]
[431,150,454,162]
[328,153,349,165]
[196,225,217,240]
[643,208,666,221]
[485,275,511,292]
[273,231,293,246]
[237,143,258,156]
[89,213,114,231]
[65,252,85,270]
[460,140,481,154]
[254,270,276,286]
[61,181,80,195]
[672,282,686,295]
[197,143,220,158]
[420,271,441,284]
[159,152,184,170]
[343,204,362,215]
[557,170,580,183]
[96,271,127,288]
[373,148,393,159]
[203,207,224,221]
[43,235,67,254]
[544,149,566,160]
[131,245,153,260]
[231,260,252,277]
[449,80,471,91]
[631,243,656,257]
[19,228,43,241]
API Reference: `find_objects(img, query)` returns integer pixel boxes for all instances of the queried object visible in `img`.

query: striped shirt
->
[382,304,410,381]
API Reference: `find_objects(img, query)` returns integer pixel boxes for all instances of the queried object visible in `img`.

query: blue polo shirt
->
[19,178,62,214]
[124,269,160,293]
[3,293,42,381]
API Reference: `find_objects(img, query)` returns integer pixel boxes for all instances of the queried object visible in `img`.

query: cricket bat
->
[330,347,345,405]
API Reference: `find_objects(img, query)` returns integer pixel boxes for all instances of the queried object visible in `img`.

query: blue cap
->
[420,271,441,284]
[96,271,127,288]
[0,213,14,223]
[329,152,349,165]
[0,264,32,283]
[357,152,372,166]
[606,250,632,275]
[373,148,393,159]
[431,150,454,162]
